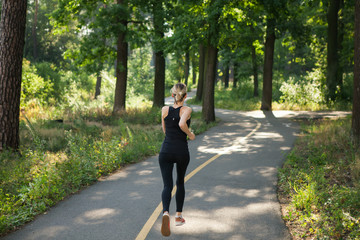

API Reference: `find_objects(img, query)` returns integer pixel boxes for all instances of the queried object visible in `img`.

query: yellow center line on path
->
[135,121,261,240]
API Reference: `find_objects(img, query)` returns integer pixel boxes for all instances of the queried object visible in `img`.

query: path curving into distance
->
[4,91,349,240]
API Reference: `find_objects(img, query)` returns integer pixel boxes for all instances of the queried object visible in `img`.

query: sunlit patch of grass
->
[278,116,360,239]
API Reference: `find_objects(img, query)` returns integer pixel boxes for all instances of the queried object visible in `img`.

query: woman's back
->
[160,106,190,155]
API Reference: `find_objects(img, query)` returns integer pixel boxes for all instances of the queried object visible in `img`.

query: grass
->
[0,106,216,236]
[278,116,360,239]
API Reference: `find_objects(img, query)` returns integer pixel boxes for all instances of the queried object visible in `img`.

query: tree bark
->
[202,44,217,123]
[326,0,340,101]
[233,62,238,88]
[153,51,165,107]
[95,74,101,99]
[192,51,197,85]
[184,51,190,86]
[337,0,344,98]
[261,18,275,111]
[223,66,229,89]
[113,0,128,114]
[152,0,165,108]
[196,44,205,102]
[352,0,360,143]
[251,43,259,97]
[32,0,38,61]
[0,0,28,151]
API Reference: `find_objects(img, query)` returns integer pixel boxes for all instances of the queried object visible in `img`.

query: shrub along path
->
[2,92,349,240]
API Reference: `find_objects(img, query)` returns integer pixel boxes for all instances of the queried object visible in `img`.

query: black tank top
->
[160,106,191,155]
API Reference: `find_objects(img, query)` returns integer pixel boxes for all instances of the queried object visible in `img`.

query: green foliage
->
[21,59,54,107]
[279,70,325,107]
[127,46,154,100]
[278,117,360,239]
[34,62,64,101]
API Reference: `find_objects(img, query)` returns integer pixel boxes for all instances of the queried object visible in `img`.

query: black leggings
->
[159,152,190,213]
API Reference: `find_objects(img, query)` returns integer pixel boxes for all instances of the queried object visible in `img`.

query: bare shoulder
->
[180,106,192,117]
[182,106,192,113]
[162,106,169,117]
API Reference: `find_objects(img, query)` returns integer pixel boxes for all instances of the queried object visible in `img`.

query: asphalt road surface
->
[3,93,307,240]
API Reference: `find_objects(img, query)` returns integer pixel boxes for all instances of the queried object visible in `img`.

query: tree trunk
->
[251,43,259,97]
[113,0,128,114]
[192,51,196,85]
[95,74,101,99]
[0,0,28,151]
[32,0,38,61]
[352,0,360,143]
[153,51,165,107]
[326,0,340,101]
[184,51,190,86]
[233,62,238,88]
[152,0,165,108]
[337,0,344,98]
[223,66,229,88]
[196,44,205,102]
[261,18,275,111]
[202,44,217,123]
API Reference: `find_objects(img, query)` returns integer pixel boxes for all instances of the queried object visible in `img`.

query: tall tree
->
[52,0,132,113]
[191,50,197,84]
[184,51,190,85]
[223,65,229,88]
[261,17,275,110]
[259,0,290,110]
[0,0,28,150]
[32,0,38,61]
[326,0,340,101]
[233,62,239,88]
[202,44,218,122]
[196,43,206,102]
[353,0,360,143]
[251,42,259,97]
[152,0,166,108]
[113,0,128,113]
[202,0,223,123]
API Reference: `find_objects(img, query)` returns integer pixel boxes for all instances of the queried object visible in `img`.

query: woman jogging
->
[159,83,195,237]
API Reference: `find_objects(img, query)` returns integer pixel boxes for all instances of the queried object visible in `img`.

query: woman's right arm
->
[179,107,195,140]
[161,106,169,134]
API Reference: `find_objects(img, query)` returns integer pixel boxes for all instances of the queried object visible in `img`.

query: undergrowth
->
[0,106,216,236]
[278,116,360,239]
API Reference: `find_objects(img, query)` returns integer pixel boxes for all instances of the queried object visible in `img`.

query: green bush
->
[21,59,54,107]
[279,70,325,107]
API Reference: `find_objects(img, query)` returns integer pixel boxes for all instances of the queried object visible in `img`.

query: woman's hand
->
[188,131,195,140]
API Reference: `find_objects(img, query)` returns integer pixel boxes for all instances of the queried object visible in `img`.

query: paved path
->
[3,92,349,240]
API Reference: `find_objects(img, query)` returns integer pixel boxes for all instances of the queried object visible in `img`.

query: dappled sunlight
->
[159,202,284,239]
[136,169,153,175]
[280,146,291,151]
[32,226,68,240]
[228,169,244,176]
[134,177,158,185]
[74,208,119,225]
[89,191,111,201]
[103,169,129,181]
[252,132,283,139]
[212,185,262,199]
[255,167,277,178]
[128,191,143,200]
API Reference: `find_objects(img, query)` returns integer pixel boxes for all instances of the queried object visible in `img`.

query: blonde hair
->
[171,83,187,104]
